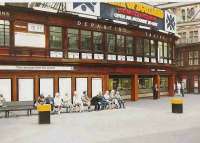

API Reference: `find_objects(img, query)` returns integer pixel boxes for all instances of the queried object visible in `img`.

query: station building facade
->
[0,3,177,102]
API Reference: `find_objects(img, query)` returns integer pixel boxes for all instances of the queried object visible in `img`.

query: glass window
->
[49,26,62,49]
[126,36,134,55]
[138,77,153,94]
[117,35,125,54]
[189,51,193,65]
[144,39,150,56]
[160,77,168,92]
[136,38,143,57]
[0,20,10,47]
[150,40,156,57]
[158,41,163,58]
[168,43,172,58]
[68,28,79,50]
[194,51,198,65]
[181,9,186,21]
[93,32,103,52]
[107,33,116,53]
[164,42,168,58]
[81,30,91,50]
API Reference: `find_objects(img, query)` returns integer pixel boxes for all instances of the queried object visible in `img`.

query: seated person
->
[0,94,5,107]
[35,94,45,106]
[45,94,54,110]
[73,91,83,112]
[81,91,91,110]
[62,93,73,112]
[103,90,112,109]
[110,90,118,109]
[54,92,63,114]
[115,91,125,109]
[91,92,109,110]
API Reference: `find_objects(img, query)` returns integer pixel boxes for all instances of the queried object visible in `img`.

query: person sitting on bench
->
[0,94,5,107]
[62,93,73,112]
[115,91,125,109]
[73,91,83,112]
[54,92,63,114]
[81,91,91,111]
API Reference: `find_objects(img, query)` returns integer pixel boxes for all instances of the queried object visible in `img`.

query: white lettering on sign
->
[107,55,116,61]
[76,20,130,33]
[126,56,134,61]
[94,54,104,60]
[28,23,44,33]
[81,53,92,59]
[68,52,79,59]
[137,57,143,62]
[118,55,126,61]
[50,51,63,58]
[0,65,74,71]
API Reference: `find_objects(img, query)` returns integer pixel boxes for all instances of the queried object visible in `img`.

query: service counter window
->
[49,26,62,49]
[138,77,153,94]
[0,20,10,47]
[158,41,163,63]
[93,32,103,52]
[81,30,91,51]
[107,33,116,53]
[126,36,134,55]
[136,38,143,57]
[117,35,125,54]
[144,39,150,57]
[68,28,79,51]
[150,40,156,57]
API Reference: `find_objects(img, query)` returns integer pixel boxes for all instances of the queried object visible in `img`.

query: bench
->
[0,101,35,118]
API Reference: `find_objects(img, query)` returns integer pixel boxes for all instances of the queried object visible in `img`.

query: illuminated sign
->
[100,3,164,30]
[108,2,164,19]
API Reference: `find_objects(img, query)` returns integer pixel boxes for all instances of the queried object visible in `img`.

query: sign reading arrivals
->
[100,3,164,30]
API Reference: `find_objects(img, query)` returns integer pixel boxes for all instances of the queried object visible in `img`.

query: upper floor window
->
[136,38,143,57]
[68,28,79,51]
[49,26,62,49]
[181,9,186,21]
[189,51,199,65]
[144,39,150,56]
[126,36,134,55]
[81,30,91,50]
[107,33,116,53]
[0,20,10,47]
[117,35,125,54]
[150,40,156,57]
[163,42,168,58]
[158,41,163,58]
[189,30,198,43]
[93,31,103,52]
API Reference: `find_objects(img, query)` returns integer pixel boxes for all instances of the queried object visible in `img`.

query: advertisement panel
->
[100,3,164,30]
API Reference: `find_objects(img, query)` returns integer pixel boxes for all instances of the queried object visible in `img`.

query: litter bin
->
[170,98,183,113]
[37,104,51,124]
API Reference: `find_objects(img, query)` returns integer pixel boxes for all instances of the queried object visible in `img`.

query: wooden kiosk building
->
[0,3,177,102]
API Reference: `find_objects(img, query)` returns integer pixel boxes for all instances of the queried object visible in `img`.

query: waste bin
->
[170,98,183,113]
[37,104,51,124]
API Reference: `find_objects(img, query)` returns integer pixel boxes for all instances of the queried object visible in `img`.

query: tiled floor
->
[0,94,200,143]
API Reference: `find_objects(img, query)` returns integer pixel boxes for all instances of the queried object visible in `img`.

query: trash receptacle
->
[37,104,51,124]
[170,98,183,113]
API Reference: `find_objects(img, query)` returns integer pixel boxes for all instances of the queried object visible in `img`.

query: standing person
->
[62,93,73,112]
[177,82,181,96]
[54,92,63,114]
[0,94,5,107]
[35,94,45,106]
[81,91,91,111]
[73,91,83,112]
[180,81,185,97]
[153,84,158,100]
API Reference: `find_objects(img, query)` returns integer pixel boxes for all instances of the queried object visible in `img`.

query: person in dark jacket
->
[153,84,158,100]
[91,92,109,110]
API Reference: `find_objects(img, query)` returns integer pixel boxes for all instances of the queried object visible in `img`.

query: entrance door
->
[40,78,54,97]
[0,79,11,101]
[76,78,87,97]
[59,78,71,99]
[92,78,102,97]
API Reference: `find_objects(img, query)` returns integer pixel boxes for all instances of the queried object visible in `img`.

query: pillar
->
[103,74,109,94]
[168,74,175,96]
[153,74,160,98]
[131,74,138,101]
[34,75,39,100]
[54,76,59,96]
[12,75,17,101]
[88,77,92,98]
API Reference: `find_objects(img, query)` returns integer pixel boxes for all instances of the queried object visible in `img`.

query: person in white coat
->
[73,91,83,112]
[62,93,73,112]
[54,92,63,114]
[177,82,181,96]
[0,94,5,107]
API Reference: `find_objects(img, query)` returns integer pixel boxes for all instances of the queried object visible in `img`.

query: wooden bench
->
[0,101,35,118]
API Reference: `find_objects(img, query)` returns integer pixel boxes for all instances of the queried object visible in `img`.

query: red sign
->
[117,8,156,21]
